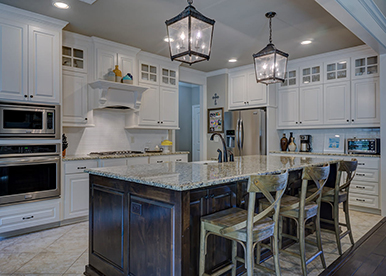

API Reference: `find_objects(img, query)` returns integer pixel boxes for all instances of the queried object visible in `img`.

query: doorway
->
[175,82,201,162]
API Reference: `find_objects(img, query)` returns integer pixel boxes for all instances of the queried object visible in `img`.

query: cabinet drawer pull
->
[355,198,366,202]
[157,161,163,163]
[22,215,34,220]
[77,166,87,169]
[355,186,366,189]
[358,163,365,166]
[356,173,366,177]
[204,195,209,199]
[210,194,215,198]
[176,159,182,161]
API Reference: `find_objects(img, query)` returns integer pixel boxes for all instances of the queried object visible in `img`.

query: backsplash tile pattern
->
[64,109,168,155]
[278,128,380,153]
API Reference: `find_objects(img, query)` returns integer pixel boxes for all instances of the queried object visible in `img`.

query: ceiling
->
[0,0,364,72]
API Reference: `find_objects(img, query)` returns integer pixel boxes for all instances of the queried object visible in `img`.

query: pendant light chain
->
[188,0,193,5]
[269,17,272,44]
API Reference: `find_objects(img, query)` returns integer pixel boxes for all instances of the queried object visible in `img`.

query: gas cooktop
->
[89,150,143,156]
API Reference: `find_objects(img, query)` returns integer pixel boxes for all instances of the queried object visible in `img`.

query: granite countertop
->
[269,151,380,158]
[84,155,341,191]
[63,151,189,161]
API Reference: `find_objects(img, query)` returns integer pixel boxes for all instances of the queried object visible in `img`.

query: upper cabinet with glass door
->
[161,67,178,88]
[280,68,298,88]
[324,58,350,82]
[139,61,159,85]
[351,55,379,79]
[62,45,87,73]
[300,64,322,86]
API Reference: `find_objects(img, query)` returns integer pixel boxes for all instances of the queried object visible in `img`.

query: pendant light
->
[253,12,289,85]
[165,0,215,65]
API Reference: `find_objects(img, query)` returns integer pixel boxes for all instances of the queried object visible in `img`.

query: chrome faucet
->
[210,133,228,162]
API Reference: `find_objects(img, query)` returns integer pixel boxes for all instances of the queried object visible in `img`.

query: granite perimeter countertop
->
[84,155,341,191]
[269,151,380,158]
[63,151,189,161]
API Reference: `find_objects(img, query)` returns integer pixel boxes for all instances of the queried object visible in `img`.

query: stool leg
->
[333,202,342,255]
[199,223,206,276]
[344,200,355,245]
[299,218,307,276]
[256,242,261,265]
[315,215,326,268]
[278,216,283,250]
[272,235,281,276]
[247,237,254,276]
[231,240,237,276]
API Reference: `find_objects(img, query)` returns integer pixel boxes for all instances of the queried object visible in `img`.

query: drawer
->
[350,181,378,195]
[170,154,188,162]
[100,158,127,167]
[0,201,60,233]
[64,160,99,174]
[354,158,379,169]
[349,193,379,209]
[149,155,170,164]
[126,157,149,166]
[354,169,379,183]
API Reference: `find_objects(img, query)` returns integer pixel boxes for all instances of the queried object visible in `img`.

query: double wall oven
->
[0,101,61,206]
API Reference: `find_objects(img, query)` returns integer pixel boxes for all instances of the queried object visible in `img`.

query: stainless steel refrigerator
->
[224,109,266,156]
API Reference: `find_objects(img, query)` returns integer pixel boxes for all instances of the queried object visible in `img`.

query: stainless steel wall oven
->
[0,101,60,139]
[0,144,60,205]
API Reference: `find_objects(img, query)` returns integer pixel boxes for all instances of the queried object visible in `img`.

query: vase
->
[288,135,297,152]
[280,133,288,151]
[113,65,122,83]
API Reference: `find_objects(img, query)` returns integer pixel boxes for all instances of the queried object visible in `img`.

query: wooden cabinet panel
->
[160,87,178,127]
[299,85,323,125]
[229,73,246,108]
[246,71,266,106]
[118,53,135,84]
[28,26,60,103]
[100,158,127,167]
[64,174,89,219]
[95,48,116,81]
[351,78,379,124]
[324,81,351,125]
[63,71,88,124]
[278,88,299,127]
[126,157,149,166]
[138,84,160,126]
[0,19,27,101]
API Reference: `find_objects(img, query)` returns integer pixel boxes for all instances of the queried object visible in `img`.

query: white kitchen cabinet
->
[139,60,159,85]
[64,174,89,219]
[160,67,178,88]
[351,54,379,79]
[149,155,171,164]
[139,57,179,89]
[126,157,149,166]
[300,64,322,86]
[170,154,188,162]
[299,85,323,126]
[62,71,89,125]
[138,84,160,126]
[323,81,351,125]
[28,26,60,104]
[62,45,87,73]
[324,58,350,83]
[160,87,178,127]
[0,19,28,102]
[280,68,298,88]
[277,88,299,127]
[100,158,127,167]
[351,78,379,125]
[228,69,266,110]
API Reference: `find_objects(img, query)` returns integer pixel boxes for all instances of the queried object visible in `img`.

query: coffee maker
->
[300,135,312,152]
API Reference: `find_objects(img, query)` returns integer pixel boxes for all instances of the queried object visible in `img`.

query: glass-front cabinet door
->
[280,69,298,88]
[351,55,378,79]
[161,67,177,88]
[324,58,350,82]
[62,45,87,73]
[139,61,158,84]
[300,64,322,86]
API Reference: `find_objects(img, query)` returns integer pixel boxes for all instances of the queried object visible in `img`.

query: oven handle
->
[0,156,60,166]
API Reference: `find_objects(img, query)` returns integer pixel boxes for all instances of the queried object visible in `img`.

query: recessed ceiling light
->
[301,40,312,45]
[164,37,174,42]
[53,2,70,9]
[229,59,237,63]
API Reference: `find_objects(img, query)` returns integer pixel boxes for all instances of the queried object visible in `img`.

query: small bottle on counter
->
[280,133,288,151]
[288,132,297,152]
[113,65,122,82]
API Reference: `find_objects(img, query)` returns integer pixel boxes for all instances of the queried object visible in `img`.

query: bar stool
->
[308,159,357,255]
[199,171,288,276]
[260,164,330,276]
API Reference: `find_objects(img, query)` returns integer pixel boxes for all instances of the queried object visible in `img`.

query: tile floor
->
[0,209,382,276]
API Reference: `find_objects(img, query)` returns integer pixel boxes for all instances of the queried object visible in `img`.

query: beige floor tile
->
[0,252,37,274]
[64,250,88,274]
[14,251,81,274]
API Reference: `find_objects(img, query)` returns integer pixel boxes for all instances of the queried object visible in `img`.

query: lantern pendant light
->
[165,0,215,65]
[253,12,289,85]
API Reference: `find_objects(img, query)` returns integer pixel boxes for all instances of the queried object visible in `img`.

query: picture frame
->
[323,134,345,153]
[208,108,224,133]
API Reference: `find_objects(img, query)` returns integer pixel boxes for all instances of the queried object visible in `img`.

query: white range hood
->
[89,80,148,110]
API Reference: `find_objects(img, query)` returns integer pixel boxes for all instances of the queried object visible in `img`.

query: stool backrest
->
[219,171,288,236]
[337,159,358,192]
[281,164,330,213]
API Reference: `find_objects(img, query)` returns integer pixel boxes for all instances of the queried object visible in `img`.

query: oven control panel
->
[0,144,59,156]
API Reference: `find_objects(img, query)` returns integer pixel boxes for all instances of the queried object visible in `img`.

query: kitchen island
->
[84,155,340,276]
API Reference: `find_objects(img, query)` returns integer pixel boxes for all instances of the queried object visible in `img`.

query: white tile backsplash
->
[63,109,168,155]
[278,128,380,153]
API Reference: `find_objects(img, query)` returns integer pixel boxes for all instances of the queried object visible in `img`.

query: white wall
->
[276,128,380,153]
[63,109,168,155]
[380,54,386,216]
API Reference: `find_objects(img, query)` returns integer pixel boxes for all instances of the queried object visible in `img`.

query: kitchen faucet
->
[210,133,229,162]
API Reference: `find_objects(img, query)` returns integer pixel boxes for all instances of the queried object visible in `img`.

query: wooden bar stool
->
[309,159,357,255]
[199,171,288,276]
[260,164,330,276]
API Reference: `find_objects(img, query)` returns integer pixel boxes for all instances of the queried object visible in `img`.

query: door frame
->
[192,104,200,162]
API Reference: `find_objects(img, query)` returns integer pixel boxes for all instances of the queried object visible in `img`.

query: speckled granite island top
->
[84,155,341,191]
[269,151,380,158]
[63,151,189,161]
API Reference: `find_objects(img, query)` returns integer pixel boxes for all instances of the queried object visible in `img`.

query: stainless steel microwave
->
[0,102,60,139]
[347,138,380,155]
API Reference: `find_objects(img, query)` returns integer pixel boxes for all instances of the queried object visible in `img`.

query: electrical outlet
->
[214,136,219,142]
[131,136,135,143]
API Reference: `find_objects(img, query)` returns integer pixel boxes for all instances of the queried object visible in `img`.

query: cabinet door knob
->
[24,95,28,98]
[347,119,349,122]
[296,122,298,124]
[247,101,249,104]
[30,95,33,98]
[299,122,302,124]
[85,118,88,121]
[157,121,160,124]
[352,119,354,122]
[161,121,163,124]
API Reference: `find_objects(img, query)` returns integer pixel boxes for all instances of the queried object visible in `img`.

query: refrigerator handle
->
[240,119,244,150]
[236,119,241,150]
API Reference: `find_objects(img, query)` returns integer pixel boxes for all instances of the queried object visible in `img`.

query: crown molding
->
[92,36,141,55]
[137,51,181,67]
[0,3,68,29]
[206,68,229,77]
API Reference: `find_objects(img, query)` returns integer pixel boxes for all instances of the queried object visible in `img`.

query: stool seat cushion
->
[260,195,318,220]
[308,187,348,203]
[201,207,274,243]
